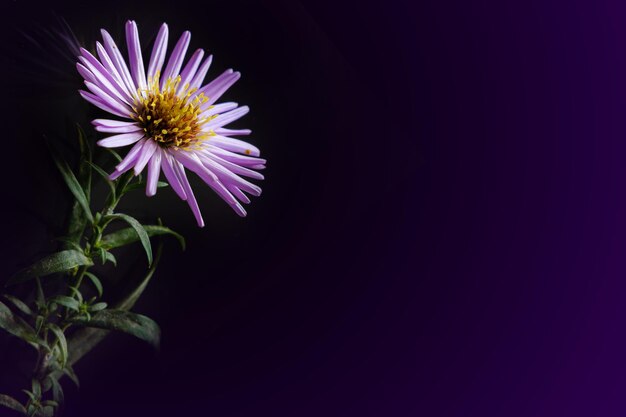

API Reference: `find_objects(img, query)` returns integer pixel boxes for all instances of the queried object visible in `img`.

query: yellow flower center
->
[133,73,216,148]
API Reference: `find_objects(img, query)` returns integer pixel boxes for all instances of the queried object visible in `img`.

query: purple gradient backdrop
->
[1,0,626,416]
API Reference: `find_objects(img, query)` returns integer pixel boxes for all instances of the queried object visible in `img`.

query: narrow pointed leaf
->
[67,244,163,366]
[8,250,93,285]
[48,139,93,223]
[0,301,38,348]
[69,309,160,349]
[104,214,152,265]
[84,272,103,297]
[100,225,185,251]
[48,324,68,368]
[63,125,93,247]
[2,294,33,317]
[0,394,27,415]
[86,161,116,196]
[50,296,79,311]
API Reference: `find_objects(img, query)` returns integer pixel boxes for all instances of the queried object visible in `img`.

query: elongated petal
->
[146,148,162,196]
[95,124,142,134]
[76,63,97,84]
[133,139,158,175]
[214,127,252,136]
[147,23,169,81]
[204,145,265,167]
[178,48,204,93]
[97,132,144,148]
[101,29,136,97]
[161,31,191,88]
[198,153,261,196]
[84,81,131,114]
[125,20,147,92]
[194,69,233,99]
[93,120,142,133]
[204,106,249,131]
[95,42,131,96]
[173,150,246,216]
[79,90,129,118]
[189,54,213,90]
[79,48,132,105]
[202,102,238,116]
[227,185,251,204]
[205,71,241,105]
[114,139,146,173]
[205,133,259,157]
[161,150,187,200]
[175,161,204,227]
[201,149,265,180]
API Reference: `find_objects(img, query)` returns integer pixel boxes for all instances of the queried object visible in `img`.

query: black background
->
[3,0,626,416]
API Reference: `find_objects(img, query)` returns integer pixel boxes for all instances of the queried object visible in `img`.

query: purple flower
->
[77,20,265,227]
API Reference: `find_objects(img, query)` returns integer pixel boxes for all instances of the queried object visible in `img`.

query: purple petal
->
[95,42,135,102]
[201,149,265,180]
[125,20,147,92]
[204,133,259,157]
[146,148,162,196]
[204,106,249,131]
[161,150,188,200]
[173,150,247,217]
[161,31,191,88]
[189,55,213,90]
[79,90,129,118]
[178,48,204,93]
[95,123,142,134]
[198,153,262,196]
[133,139,158,175]
[76,63,97,84]
[193,69,233,100]
[84,81,132,114]
[79,48,133,105]
[101,29,137,97]
[202,101,238,116]
[97,132,144,148]
[204,145,266,167]
[227,186,251,204]
[113,139,146,175]
[214,127,252,136]
[147,23,169,81]
[175,161,205,227]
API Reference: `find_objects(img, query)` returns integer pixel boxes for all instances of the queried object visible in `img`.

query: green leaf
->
[100,224,185,251]
[88,302,107,312]
[63,364,79,388]
[2,294,33,317]
[67,244,163,366]
[47,137,93,224]
[104,251,117,266]
[106,148,122,163]
[104,214,152,265]
[31,380,41,399]
[84,272,103,297]
[62,125,93,248]
[8,250,93,286]
[48,377,64,405]
[69,309,160,349]
[0,394,27,415]
[0,301,38,348]
[87,161,116,197]
[48,324,68,368]
[50,296,79,311]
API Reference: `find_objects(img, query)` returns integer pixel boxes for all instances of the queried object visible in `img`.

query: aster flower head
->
[77,20,265,227]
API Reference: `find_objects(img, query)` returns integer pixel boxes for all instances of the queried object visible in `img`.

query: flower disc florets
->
[133,73,215,148]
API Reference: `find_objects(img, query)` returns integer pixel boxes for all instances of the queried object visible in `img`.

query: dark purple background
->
[1,0,626,416]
